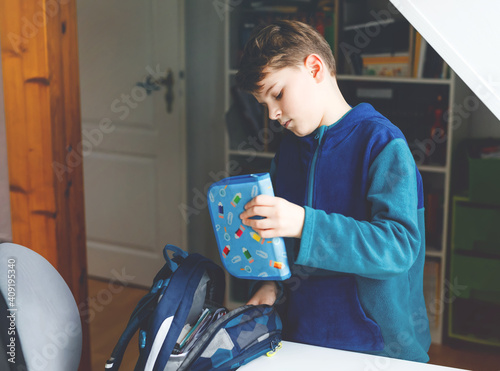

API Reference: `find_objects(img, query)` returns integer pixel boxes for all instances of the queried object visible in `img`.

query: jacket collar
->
[295,103,377,149]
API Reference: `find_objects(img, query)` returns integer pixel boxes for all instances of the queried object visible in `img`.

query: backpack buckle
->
[266,340,282,357]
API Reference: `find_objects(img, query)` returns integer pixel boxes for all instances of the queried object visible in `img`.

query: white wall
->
[0,43,12,243]
[185,0,226,262]
[469,101,500,139]
[390,0,500,123]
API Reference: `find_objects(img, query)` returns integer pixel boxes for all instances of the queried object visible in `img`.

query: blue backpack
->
[105,245,283,371]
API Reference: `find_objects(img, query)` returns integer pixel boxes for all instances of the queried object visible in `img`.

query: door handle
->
[136,69,174,113]
[163,69,174,113]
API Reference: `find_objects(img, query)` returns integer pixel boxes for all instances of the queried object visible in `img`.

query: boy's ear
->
[304,54,325,81]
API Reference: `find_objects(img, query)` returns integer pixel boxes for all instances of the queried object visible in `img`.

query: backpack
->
[105,245,283,371]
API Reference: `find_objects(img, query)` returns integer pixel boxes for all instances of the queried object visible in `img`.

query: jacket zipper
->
[307,125,326,207]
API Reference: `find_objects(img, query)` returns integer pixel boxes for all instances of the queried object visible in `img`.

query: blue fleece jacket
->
[271,103,431,362]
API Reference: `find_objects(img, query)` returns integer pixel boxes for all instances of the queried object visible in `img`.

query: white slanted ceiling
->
[391,0,500,120]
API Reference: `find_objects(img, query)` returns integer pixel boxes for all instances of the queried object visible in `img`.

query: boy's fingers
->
[258,229,278,239]
[250,226,279,239]
[239,209,252,220]
[240,205,271,220]
[239,208,253,219]
[244,194,275,209]
[249,206,270,217]
[245,217,273,230]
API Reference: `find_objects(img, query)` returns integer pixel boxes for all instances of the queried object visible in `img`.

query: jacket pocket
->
[281,275,384,351]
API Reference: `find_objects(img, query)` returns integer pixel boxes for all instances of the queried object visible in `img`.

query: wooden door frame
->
[0,0,90,369]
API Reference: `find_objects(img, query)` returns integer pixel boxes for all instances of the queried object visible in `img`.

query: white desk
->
[240,341,469,371]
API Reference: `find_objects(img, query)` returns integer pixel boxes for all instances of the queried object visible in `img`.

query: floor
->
[89,278,143,371]
[88,278,500,371]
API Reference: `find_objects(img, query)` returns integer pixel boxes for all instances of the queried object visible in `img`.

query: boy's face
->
[252,65,325,137]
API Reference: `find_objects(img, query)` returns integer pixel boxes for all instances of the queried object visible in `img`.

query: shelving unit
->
[449,196,500,347]
[223,0,474,344]
[337,75,452,85]
[446,138,500,347]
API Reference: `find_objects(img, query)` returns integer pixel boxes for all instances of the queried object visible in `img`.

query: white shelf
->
[425,249,443,258]
[231,73,452,87]
[231,72,452,85]
[336,74,452,85]
[429,325,442,347]
[417,165,447,174]
[343,18,396,31]
[229,149,275,159]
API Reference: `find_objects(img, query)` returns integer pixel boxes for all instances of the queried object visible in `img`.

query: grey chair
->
[0,242,82,371]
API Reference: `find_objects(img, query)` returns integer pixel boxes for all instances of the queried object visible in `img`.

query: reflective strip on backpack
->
[144,316,174,371]
[105,357,115,369]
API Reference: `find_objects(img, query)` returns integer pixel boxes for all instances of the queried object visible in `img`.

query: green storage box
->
[467,138,500,205]
[450,253,500,304]
[449,297,500,346]
[452,199,500,254]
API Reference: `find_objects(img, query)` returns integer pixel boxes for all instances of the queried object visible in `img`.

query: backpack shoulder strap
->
[105,244,187,371]
[140,254,225,371]
[105,291,159,370]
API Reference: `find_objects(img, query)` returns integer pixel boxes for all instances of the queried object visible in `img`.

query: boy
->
[236,20,431,362]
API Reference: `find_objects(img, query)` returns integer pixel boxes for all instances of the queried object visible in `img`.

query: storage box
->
[452,198,500,254]
[449,197,500,347]
[449,297,500,346]
[467,138,500,205]
[450,253,500,304]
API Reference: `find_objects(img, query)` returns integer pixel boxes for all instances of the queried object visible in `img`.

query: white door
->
[77,0,186,286]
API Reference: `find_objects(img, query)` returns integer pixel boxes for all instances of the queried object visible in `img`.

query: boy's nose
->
[269,106,281,120]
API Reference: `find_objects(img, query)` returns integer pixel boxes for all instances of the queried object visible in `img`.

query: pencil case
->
[207,173,291,281]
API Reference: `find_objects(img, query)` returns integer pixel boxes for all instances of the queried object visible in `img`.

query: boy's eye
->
[275,91,282,100]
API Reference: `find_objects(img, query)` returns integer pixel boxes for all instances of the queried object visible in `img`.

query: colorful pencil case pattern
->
[207,173,291,281]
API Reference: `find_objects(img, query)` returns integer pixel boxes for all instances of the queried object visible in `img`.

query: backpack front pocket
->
[181,305,282,371]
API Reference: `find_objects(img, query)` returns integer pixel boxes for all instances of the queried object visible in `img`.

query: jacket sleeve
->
[296,138,422,280]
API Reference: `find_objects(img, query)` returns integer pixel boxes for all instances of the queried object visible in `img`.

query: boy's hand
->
[240,195,305,238]
[246,281,278,306]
